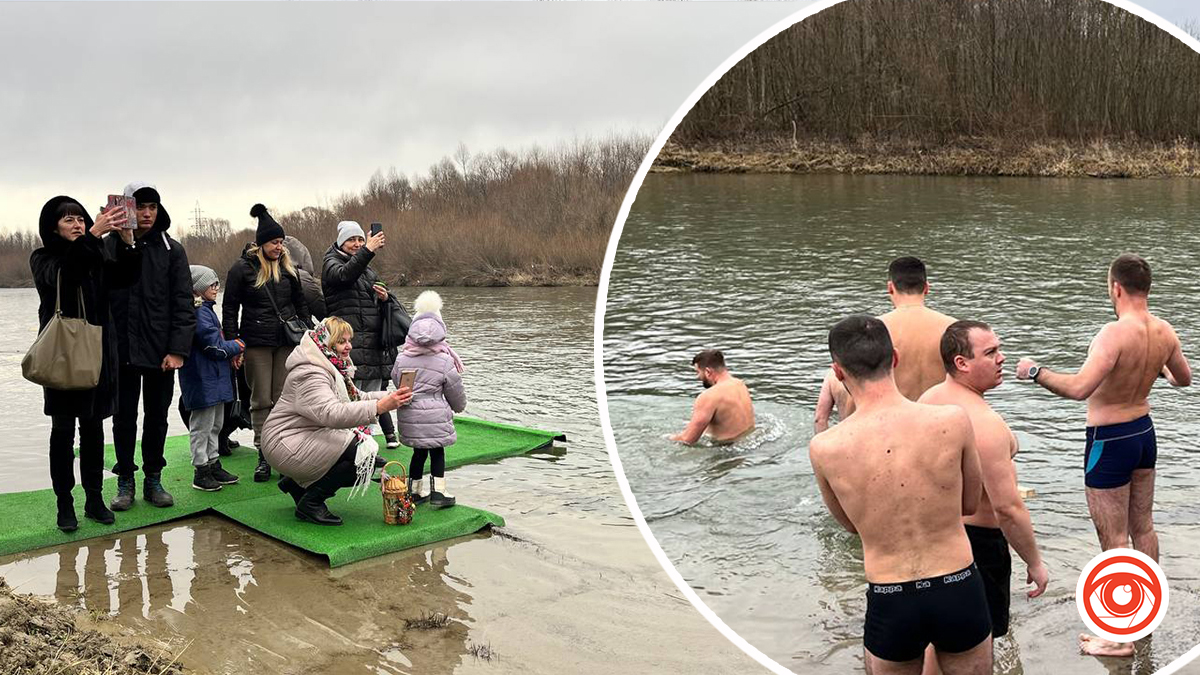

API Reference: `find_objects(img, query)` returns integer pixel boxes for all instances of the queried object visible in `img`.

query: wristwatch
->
[1027,365,1041,383]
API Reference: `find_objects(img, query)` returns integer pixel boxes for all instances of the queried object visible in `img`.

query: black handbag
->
[264,280,307,346]
[380,294,412,349]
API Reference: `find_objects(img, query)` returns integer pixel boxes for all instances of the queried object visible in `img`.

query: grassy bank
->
[0,578,186,674]
[653,137,1200,178]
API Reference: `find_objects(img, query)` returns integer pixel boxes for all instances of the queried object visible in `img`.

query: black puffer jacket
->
[223,249,310,348]
[322,244,396,380]
[107,201,195,369]
[31,196,142,419]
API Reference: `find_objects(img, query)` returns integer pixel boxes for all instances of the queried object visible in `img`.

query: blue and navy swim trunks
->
[1084,414,1156,489]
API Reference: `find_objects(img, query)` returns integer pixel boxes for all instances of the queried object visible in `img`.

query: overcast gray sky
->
[0,3,805,234]
[1,1,1194,236]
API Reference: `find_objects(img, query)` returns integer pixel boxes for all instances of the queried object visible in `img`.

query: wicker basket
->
[381,461,415,525]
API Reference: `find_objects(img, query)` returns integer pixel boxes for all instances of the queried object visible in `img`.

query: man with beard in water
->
[670,350,754,444]
[810,315,989,674]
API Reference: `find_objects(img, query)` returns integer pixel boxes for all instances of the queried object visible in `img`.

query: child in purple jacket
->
[180,266,245,492]
[391,291,466,508]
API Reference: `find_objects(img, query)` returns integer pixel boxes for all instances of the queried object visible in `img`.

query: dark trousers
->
[409,447,445,480]
[308,443,360,497]
[113,364,175,476]
[50,415,105,500]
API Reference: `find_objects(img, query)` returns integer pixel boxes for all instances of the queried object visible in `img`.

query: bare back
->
[700,377,755,442]
[1088,312,1180,426]
[810,398,977,583]
[880,305,957,401]
[921,382,1017,530]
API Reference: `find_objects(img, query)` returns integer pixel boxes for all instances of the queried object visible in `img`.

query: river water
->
[0,286,761,674]
[602,174,1200,674]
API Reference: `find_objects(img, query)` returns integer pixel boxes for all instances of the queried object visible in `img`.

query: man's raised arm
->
[1018,325,1119,400]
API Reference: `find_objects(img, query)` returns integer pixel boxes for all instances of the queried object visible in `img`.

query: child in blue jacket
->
[180,266,246,491]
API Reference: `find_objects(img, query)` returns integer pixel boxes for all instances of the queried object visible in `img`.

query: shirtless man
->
[920,321,1049,668]
[809,315,990,674]
[814,257,955,431]
[670,350,755,444]
[1016,254,1190,658]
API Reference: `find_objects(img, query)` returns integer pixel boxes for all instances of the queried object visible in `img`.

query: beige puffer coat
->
[261,333,385,487]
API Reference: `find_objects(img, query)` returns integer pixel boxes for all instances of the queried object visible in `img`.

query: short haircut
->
[692,349,726,370]
[54,201,86,221]
[323,316,354,348]
[941,320,992,374]
[1109,253,1151,295]
[888,256,927,294]
[828,315,893,380]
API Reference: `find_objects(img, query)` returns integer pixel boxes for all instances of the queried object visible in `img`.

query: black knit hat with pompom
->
[250,203,285,246]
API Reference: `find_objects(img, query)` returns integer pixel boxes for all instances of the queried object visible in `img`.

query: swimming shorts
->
[965,525,1012,637]
[863,563,992,662]
[1084,414,1156,489]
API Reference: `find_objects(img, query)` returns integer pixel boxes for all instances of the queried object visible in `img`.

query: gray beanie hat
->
[190,265,219,294]
[336,220,365,247]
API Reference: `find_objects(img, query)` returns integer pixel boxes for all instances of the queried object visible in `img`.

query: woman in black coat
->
[322,220,399,447]
[222,204,310,481]
[30,196,141,532]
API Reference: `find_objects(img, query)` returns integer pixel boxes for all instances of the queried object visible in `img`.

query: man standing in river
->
[814,256,955,431]
[670,350,755,444]
[920,320,1049,667]
[810,315,990,674]
[1016,253,1190,657]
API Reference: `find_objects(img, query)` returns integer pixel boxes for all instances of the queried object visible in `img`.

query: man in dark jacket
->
[108,182,196,510]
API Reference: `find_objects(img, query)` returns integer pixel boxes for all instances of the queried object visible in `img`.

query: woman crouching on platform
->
[261,317,411,525]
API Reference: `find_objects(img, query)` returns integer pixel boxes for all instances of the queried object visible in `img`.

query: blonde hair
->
[248,244,298,289]
[322,316,354,348]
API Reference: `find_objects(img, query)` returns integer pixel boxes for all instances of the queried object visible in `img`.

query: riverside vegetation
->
[0,134,650,288]
[656,0,1200,178]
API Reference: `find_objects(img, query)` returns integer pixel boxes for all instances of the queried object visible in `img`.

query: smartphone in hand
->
[106,194,137,229]
[398,369,417,391]
[370,222,383,236]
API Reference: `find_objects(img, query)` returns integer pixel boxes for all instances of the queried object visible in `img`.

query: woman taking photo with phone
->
[30,196,140,531]
[222,203,310,482]
[322,220,400,449]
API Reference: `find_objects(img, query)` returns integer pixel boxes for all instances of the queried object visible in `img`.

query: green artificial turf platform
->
[0,416,564,562]
[216,496,505,567]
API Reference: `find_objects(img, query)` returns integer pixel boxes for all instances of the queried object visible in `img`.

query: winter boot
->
[143,472,175,507]
[277,476,306,506]
[83,490,115,525]
[294,460,354,526]
[110,474,136,511]
[407,476,431,504]
[192,464,222,492]
[429,476,456,509]
[294,487,342,526]
[253,450,271,482]
[56,495,78,533]
[210,460,239,485]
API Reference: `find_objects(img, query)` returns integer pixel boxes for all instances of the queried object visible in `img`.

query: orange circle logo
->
[1076,548,1168,642]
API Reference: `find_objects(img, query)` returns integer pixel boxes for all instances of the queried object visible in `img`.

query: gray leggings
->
[187,403,223,466]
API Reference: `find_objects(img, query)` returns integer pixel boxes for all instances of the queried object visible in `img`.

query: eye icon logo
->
[1076,548,1168,642]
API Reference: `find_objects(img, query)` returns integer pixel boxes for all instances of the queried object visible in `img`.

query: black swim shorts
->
[1084,414,1156,489]
[965,525,1012,637]
[863,563,992,662]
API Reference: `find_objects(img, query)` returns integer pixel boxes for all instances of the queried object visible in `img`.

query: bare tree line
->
[673,0,1200,145]
[3,133,650,288]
